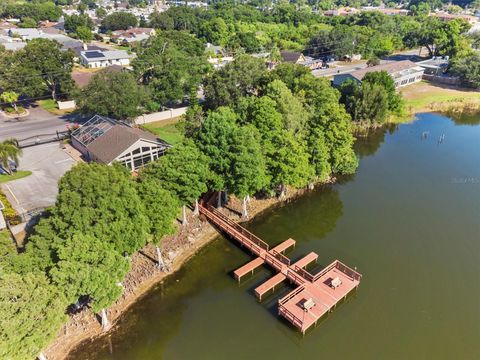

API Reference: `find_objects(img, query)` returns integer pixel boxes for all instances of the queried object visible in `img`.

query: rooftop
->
[86,125,160,164]
[349,60,423,81]
[280,50,303,63]
[80,49,135,62]
[71,115,168,164]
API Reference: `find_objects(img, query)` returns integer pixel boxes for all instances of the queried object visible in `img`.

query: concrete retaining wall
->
[57,100,76,110]
[134,107,188,125]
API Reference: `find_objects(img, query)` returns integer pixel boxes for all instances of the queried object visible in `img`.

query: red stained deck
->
[255,273,287,300]
[292,251,318,269]
[278,260,361,334]
[234,238,296,281]
[199,202,362,334]
[234,257,265,281]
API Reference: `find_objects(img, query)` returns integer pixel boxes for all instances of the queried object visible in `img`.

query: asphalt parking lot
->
[1,143,77,214]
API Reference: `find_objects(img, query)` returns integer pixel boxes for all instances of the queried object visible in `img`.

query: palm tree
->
[0,138,21,175]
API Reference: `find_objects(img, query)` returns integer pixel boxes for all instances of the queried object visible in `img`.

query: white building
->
[7,28,82,50]
[71,115,170,171]
[79,49,135,68]
[332,60,425,89]
[0,34,26,51]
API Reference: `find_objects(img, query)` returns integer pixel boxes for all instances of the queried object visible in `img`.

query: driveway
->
[1,143,77,214]
[0,105,86,142]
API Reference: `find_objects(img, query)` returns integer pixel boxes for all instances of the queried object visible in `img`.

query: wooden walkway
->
[199,202,362,334]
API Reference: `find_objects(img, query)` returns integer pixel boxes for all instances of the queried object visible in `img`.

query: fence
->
[423,74,460,86]
[16,131,69,148]
[134,106,188,125]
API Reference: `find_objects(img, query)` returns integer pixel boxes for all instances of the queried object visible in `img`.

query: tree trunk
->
[156,245,166,271]
[246,194,251,203]
[223,189,228,205]
[279,185,286,200]
[100,309,110,330]
[12,102,18,114]
[193,199,199,216]
[38,352,48,360]
[217,191,222,208]
[182,205,188,226]
[308,182,314,190]
[242,197,248,219]
[51,86,56,101]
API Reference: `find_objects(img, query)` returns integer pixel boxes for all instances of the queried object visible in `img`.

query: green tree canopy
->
[204,55,266,109]
[76,70,147,120]
[133,31,209,107]
[0,272,67,360]
[263,79,309,137]
[64,14,94,33]
[195,107,239,192]
[50,233,130,312]
[228,125,269,203]
[11,39,75,100]
[141,139,210,206]
[450,53,480,89]
[101,12,138,32]
[362,71,403,113]
[136,181,179,243]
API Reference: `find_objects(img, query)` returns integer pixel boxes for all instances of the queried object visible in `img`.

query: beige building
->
[332,60,425,89]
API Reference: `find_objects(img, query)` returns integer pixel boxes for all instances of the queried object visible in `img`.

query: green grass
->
[0,170,32,184]
[38,99,57,111]
[142,122,184,145]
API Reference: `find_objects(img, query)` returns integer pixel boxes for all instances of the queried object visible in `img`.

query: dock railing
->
[278,306,303,330]
[201,204,270,252]
[312,260,362,282]
[293,265,315,282]
[271,249,291,266]
[264,252,287,271]
[278,284,306,306]
[285,269,307,286]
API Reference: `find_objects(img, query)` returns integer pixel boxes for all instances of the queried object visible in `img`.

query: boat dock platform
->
[199,202,362,334]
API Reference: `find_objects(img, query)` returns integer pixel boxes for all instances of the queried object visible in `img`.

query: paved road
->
[313,48,425,79]
[0,106,84,142]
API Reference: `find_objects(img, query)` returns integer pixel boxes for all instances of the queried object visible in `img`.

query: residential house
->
[324,7,359,16]
[205,43,233,69]
[280,51,306,64]
[0,34,26,51]
[79,49,135,68]
[332,60,425,88]
[280,51,324,70]
[110,28,155,44]
[71,115,170,171]
[7,28,82,50]
[417,57,449,76]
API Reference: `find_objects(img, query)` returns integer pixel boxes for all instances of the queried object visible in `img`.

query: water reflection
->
[354,124,397,158]
[246,186,343,245]
[442,110,480,126]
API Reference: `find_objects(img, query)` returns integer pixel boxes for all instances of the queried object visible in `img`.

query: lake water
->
[68,113,480,360]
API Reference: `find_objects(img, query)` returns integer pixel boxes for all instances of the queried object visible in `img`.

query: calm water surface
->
[69,113,480,360]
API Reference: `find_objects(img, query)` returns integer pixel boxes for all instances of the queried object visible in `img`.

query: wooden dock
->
[199,202,362,334]
[234,238,296,281]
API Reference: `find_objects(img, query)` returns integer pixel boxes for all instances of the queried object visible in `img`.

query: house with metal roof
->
[79,49,135,68]
[71,115,170,171]
[332,60,425,88]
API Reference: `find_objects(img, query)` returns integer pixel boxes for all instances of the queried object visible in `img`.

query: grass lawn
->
[142,118,184,145]
[37,99,74,115]
[389,82,480,123]
[0,170,32,184]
